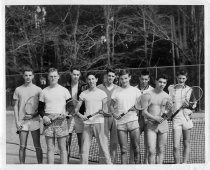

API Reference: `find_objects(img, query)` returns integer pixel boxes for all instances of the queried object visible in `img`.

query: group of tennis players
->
[13,66,194,164]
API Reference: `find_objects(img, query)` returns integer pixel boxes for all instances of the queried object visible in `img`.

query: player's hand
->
[114,114,122,120]
[182,100,189,108]
[128,106,136,112]
[79,113,89,121]
[43,116,51,125]
[23,114,33,120]
[154,116,164,123]
[16,121,22,130]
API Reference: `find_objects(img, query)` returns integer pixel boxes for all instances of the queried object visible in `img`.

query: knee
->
[183,139,190,147]
[120,147,127,155]
[148,147,155,156]
[158,145,165,153]
[47,145,54,152]
[20,145,26,151]
[132,144,140,154]
[173,145,179,152]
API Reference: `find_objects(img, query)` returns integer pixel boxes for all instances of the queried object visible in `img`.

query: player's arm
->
[142,100,162,123]
[38,101,45,118]
[13,99,21,129]
[75,98,88,121]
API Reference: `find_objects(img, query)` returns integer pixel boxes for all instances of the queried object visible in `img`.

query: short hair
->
[176,69,188,77]
[48,68,59,75]
[118,69,131,77]
[70,66,81,73]
[106,67,116,75]
[156,74,168,81]
[86,71,98,79]
[140,70,150,77]
[23,66,34,74]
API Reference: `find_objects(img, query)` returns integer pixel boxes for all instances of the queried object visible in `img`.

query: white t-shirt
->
[39,84,71,114]
[168,85,192,119]
[13,84,42,121]
[135,85,154,94]
[111,86,141,124]
[79,88,107,124]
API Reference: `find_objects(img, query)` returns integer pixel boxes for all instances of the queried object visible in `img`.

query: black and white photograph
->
[1,0,209,169]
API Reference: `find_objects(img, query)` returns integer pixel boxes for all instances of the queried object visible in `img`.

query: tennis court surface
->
[6,111,205,164]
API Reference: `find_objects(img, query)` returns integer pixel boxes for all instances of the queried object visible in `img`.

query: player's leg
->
[66,117,75,161]
[80,124,92,164]
[129,126,140,164]
[19,131,29,164]
[94,123,112,164]
[157,132,167,164]
[182,129,191,164]
[98,117,109,164]
[173,127,182,164]
[129,141,134,164]
[117,124,128,164]
[31,128,43,164]
[45,136,55,164]
[74,115,84,155]
[66,133,72,162]
[57,136,68,164]
[147,127,157,164]
[55,119,69,164]
[109,117,118,163]
[143,124,148,164]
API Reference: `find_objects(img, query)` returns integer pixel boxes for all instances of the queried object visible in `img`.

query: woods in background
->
[5,5,204,74]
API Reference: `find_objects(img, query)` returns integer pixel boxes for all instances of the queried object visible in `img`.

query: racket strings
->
[25,96,39,115]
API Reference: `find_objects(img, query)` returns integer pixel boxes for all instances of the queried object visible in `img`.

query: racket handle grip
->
[120,113,125,117]
[161,113,167,119]
[87,115,92,119]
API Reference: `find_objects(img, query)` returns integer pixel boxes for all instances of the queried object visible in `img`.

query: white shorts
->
[21,119,40,132]
[173,117,193,130]
[67,115,84,133]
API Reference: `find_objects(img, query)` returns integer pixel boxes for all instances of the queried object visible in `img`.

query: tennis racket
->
[66,98,79,119]
[159,97,173,124]
[169,85,203,120]
[16,96,39,134]
[86,97,109,119]
[24,96,39,116]
[43,114,66,126]
[118,93,152,118]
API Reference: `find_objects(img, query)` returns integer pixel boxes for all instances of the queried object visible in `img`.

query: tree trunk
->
[104,5,111,66]
[72,6,80,63]
[142,7,148,66]
[170,16,176,84]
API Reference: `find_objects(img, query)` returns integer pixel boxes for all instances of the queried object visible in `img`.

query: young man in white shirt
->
[110,69,141,164]
[142,74,170,164]
[13,67,43,164]
[64,67,87,162]
[168,70,193,164]
[130,70,154,164]
[39,68,71,164]
[97,68,119,163]
[75,72,112,164]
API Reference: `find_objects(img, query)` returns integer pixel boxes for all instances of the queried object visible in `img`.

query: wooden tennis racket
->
[16,96,39,134]
[116,93,152,119]
[86,97,109,119]
[169,85,203,120]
